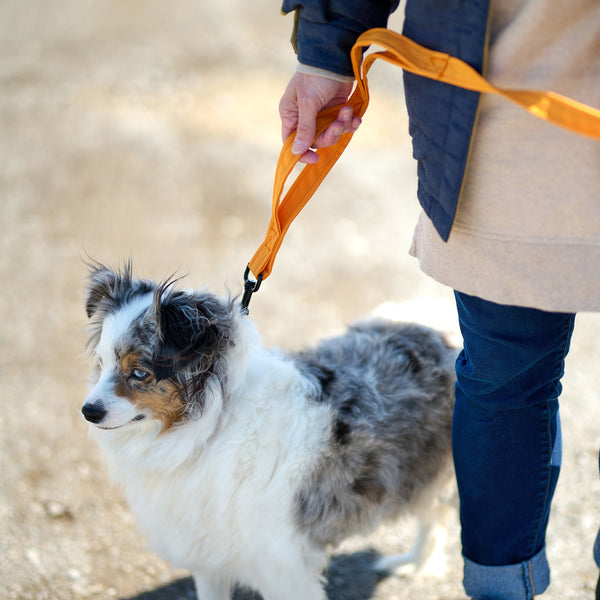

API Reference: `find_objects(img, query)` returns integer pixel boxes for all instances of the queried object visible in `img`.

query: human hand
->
[279,71,361,164]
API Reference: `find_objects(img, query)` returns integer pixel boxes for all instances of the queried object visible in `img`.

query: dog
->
[82,262,458,600]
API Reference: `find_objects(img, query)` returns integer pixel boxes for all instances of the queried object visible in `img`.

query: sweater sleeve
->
[281,0,400,77]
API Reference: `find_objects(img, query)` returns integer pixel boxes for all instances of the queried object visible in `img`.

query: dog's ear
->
[151,289,233,381]
[86,264,121,318]
[85,260,139,318]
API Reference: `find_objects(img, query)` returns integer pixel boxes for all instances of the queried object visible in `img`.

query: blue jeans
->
[453,291,576,600]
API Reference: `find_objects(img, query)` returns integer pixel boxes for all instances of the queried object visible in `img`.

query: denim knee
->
[454,291,575,412]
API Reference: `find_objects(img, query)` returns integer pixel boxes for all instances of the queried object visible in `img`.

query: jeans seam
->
[526,403,552,560]
[526,314,575,561]
[526,558,534,598]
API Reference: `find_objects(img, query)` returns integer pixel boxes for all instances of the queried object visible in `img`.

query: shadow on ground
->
[122,550,387,600]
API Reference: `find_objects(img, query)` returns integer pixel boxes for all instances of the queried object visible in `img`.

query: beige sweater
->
[410,0,600,312]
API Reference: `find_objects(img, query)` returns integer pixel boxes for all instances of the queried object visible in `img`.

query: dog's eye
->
[131,368,150,381]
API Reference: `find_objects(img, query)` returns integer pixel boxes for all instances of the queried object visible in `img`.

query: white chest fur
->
[92,353,332,583]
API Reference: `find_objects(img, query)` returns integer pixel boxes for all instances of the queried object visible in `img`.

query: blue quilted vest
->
[402,0,491,240]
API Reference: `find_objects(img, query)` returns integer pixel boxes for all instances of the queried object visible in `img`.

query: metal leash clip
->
[241,266,263,314]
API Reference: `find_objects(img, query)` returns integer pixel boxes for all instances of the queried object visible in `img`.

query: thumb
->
[292,97,319,155]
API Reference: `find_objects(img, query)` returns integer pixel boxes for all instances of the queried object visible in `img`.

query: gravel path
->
[1,2,599,598]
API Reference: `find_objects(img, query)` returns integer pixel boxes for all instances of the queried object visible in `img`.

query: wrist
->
[295,62,355,84]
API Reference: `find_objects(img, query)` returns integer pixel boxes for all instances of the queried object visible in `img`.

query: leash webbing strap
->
[243,27,600,305]
[354,29,600,140]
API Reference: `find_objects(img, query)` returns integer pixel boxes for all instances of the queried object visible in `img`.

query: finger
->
[298,149,320,164]
[313,123,344,149]
[292,116,317,156]
[312,107,362,149]
[281,116,298,144]
[279,101,299,143]
[292,90,327,155]
[319,106,352,145]
[296,111,361,164]
[337,105,354,127]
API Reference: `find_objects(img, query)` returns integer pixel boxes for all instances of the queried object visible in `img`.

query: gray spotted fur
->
[290,320,457,548]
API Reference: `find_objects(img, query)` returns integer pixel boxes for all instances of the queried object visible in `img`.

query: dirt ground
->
[2,2,600,599]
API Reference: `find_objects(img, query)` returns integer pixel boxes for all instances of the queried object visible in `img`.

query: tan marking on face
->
[116,351,186,431]
[127,380,186,430]
[119,352,143,374]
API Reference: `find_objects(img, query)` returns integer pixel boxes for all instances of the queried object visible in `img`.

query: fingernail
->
[292,140,304,154]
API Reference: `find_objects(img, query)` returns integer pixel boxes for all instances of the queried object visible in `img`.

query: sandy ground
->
[1,2,600,599]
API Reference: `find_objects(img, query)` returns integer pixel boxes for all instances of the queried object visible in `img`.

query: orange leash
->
[241,28,600,310]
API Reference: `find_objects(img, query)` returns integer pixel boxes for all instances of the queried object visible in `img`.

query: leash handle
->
[244,57,371,296]
[246,92,370,275]
[243,28,600,305]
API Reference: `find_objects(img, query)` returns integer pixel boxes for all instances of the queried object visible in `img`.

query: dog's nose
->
[82,402,107,424]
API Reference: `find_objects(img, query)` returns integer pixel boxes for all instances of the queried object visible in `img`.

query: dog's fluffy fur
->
[82,263,458,600]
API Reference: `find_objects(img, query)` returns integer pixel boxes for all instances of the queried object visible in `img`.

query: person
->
[277,1,600,599]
